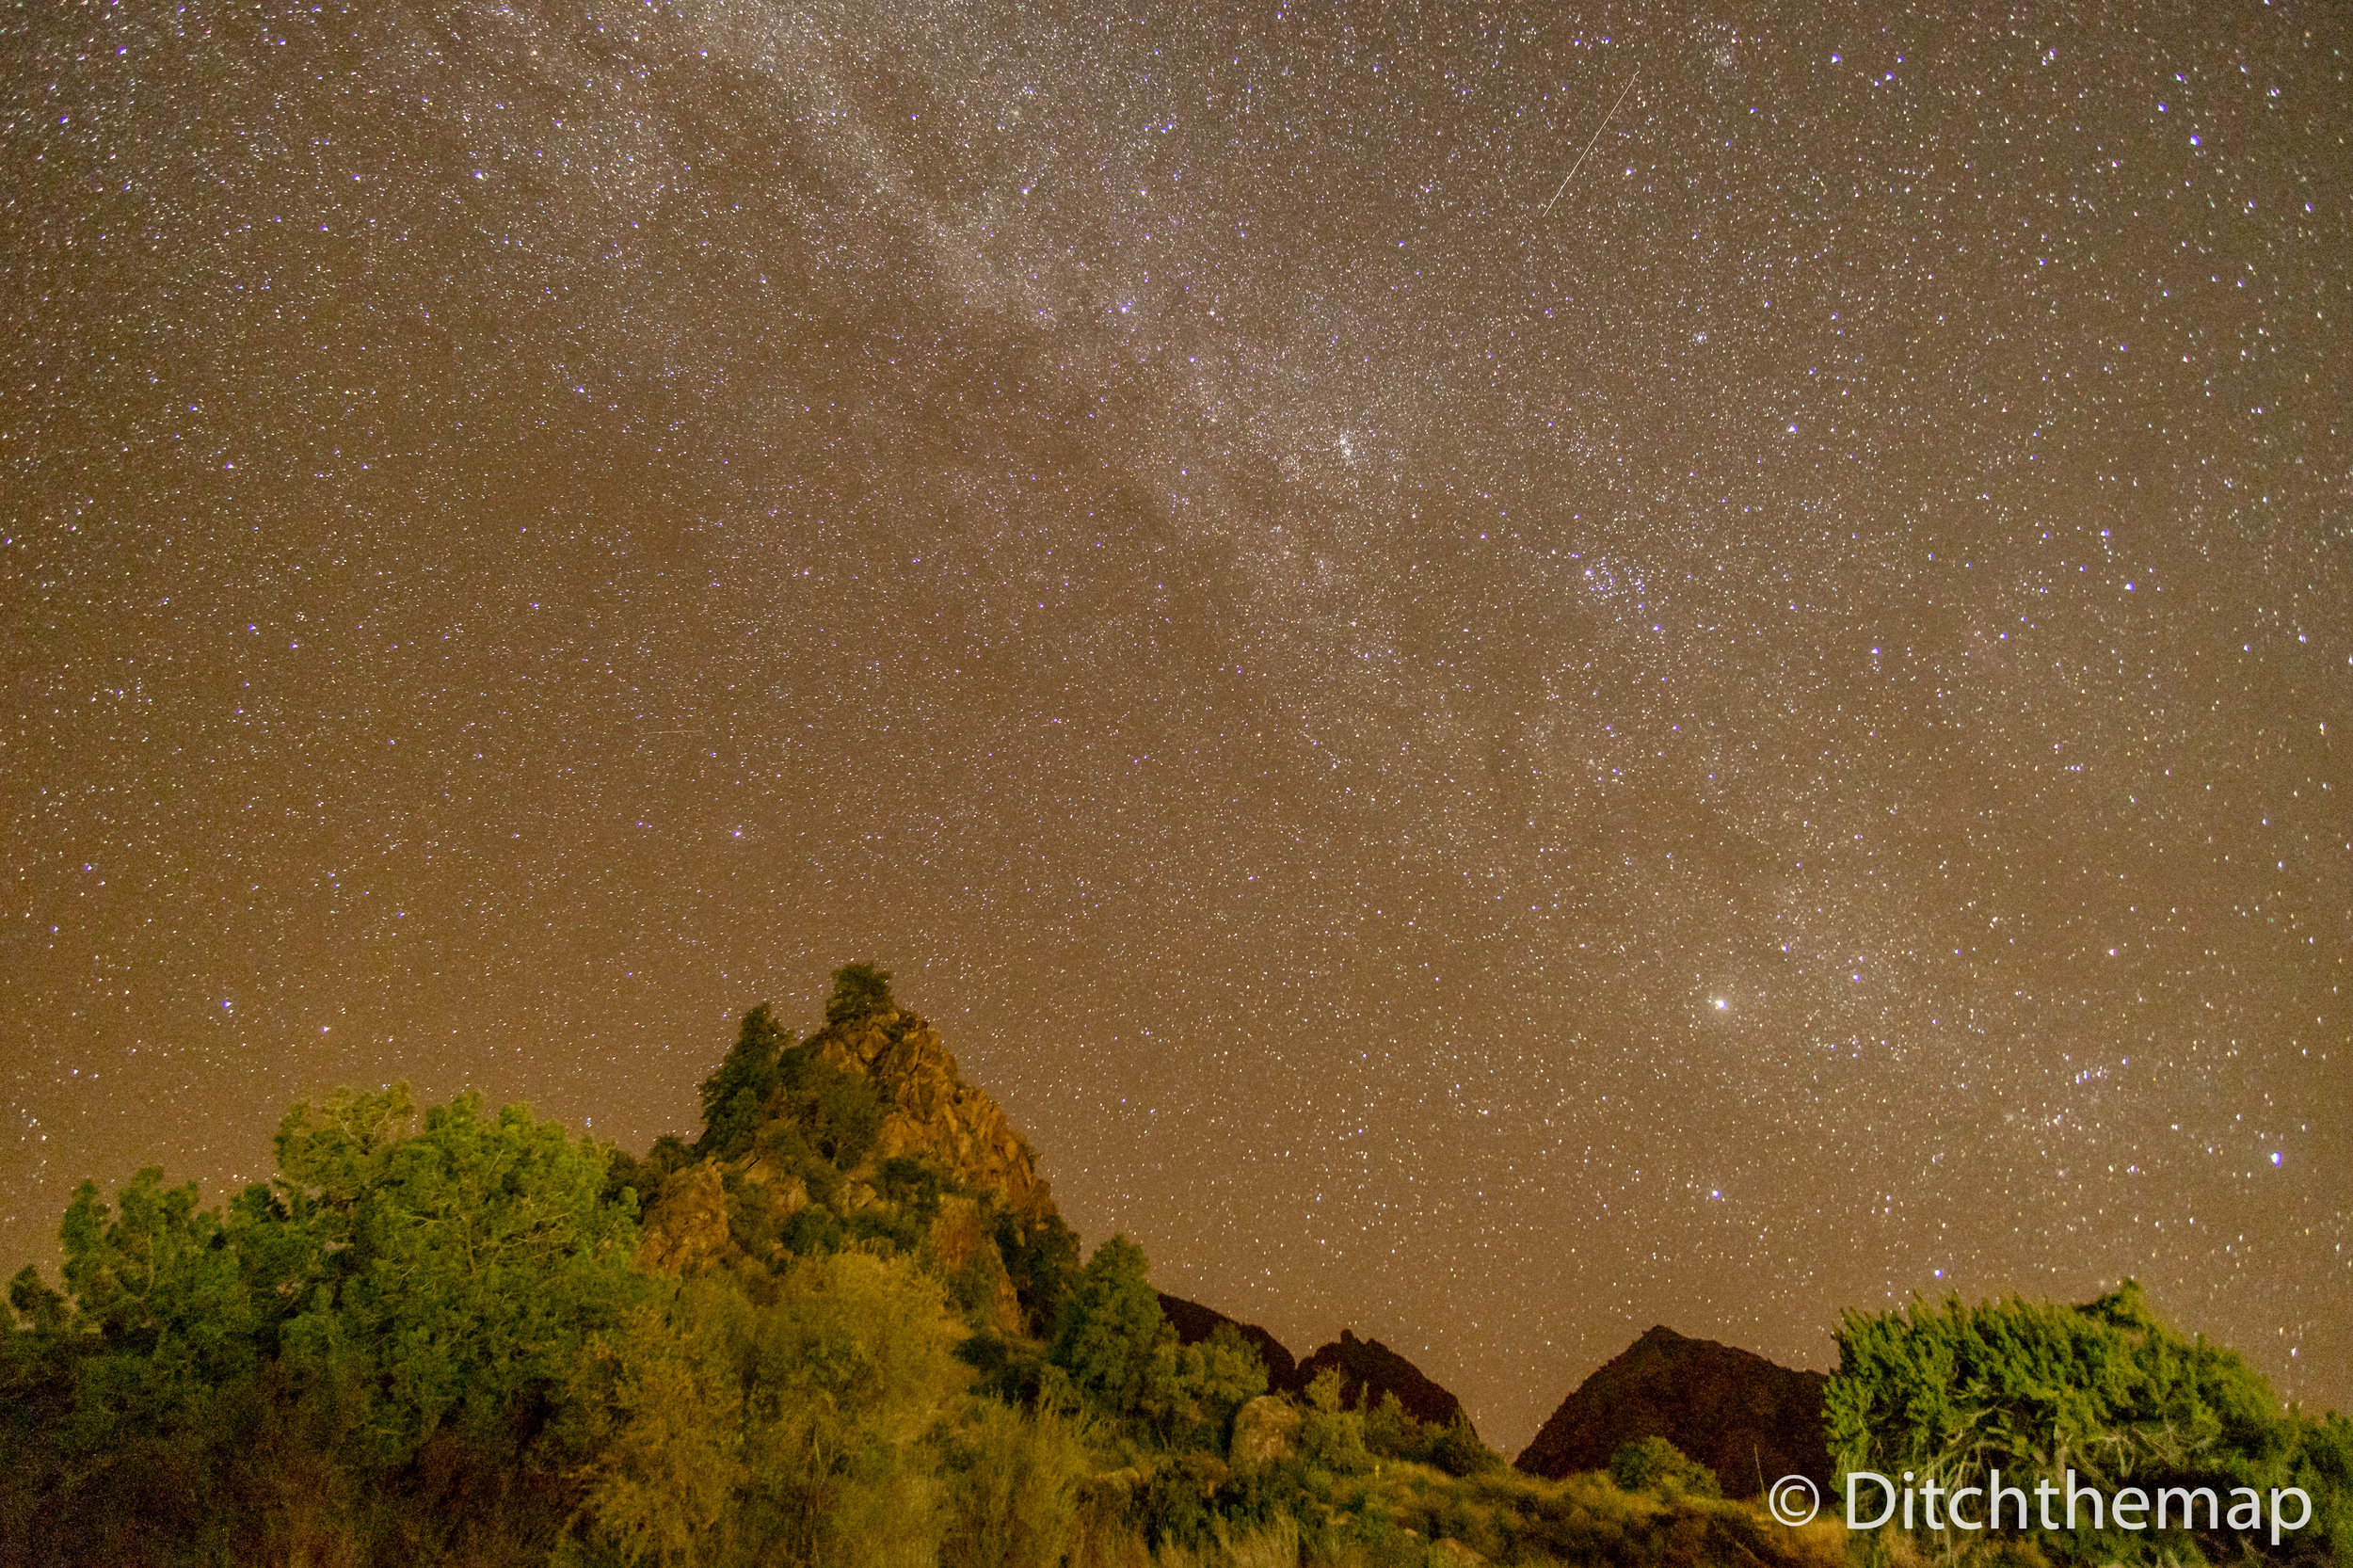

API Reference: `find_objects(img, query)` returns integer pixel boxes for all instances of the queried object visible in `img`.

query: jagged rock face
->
[637,1161,732,1275]
[638,1157,814,1275]
[1296,1329,1472,1434]
[809,1008,1057,1224]
[1513,1325,1831,1496]
[637,1000,1058,1289]
[924,1194,1025,1335]
[1159,1292,1302,1392]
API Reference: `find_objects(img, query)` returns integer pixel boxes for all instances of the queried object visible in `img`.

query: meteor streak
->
[1540,70,1640,218]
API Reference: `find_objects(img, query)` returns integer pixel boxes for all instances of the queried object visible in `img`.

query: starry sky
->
[5,2,2348,1450]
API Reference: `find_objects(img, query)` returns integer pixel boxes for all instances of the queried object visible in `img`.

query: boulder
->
[1229,1394,1303,1470]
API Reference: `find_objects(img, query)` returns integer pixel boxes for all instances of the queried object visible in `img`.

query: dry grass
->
[1148,1515,1304,1568]
[1280,1460,1856,1568]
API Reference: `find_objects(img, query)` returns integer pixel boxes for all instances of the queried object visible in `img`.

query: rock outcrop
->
[1513,1325,1831,1497]
[1159,1291,1303,1392]
[808,1007,1058,1224]
[1295,1329,1472,1433]
[637,991,1061,1292]
[923,1194,1027,1335]
[636,1161,733,1275]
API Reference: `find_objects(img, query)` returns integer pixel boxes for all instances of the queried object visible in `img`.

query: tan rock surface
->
[810,1008,1057,1223]
[1229,1395,1302,1471]
[925,1194,1024,1334]
[637,1161,732,1275]
[641,1000,1059,1288]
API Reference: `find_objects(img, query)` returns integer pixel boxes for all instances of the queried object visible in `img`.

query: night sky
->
[5,3,2347,1451]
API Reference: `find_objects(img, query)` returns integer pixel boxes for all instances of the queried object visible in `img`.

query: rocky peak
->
[1296,1329,1473,1433]
[632,978,1061,1334]
[1513,1325,1830,1496]
[808,1004,1058,1224]
[1159,1291,1302,1391]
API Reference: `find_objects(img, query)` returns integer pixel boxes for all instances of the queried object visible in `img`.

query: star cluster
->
[3,3,2345,1449]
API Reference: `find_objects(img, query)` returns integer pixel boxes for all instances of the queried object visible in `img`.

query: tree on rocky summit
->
[696,1003,792,1160]
[824,962,897,1027]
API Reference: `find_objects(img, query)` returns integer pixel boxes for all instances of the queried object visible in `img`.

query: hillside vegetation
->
[1829,1285,2350,1566]
[0,967,2335,1568]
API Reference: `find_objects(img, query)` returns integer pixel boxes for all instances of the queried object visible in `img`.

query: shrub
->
[1609,1435,1722,1499]
[1828,1280,2345,1564]
[941,1400,1094,1568]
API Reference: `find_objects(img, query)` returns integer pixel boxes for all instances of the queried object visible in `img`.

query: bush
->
[1828,1280,2346,1564]
[941,1400,1094,1568]
[1423,1416,1503,1479]
[1609,1435,1722,1499]
[566,1293,746,1567]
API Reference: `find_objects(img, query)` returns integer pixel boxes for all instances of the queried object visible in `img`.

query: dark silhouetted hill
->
[1297,1328,1472,1433]
[1158,1291,1302,1391]
[1514,1325,1830,1497]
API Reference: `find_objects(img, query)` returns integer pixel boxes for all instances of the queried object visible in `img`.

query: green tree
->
[0,1088,652,1563]
[7,1264,69,1335]
[1048,1236,1176,1421]
[29,1164,317,1559]
[1299,1367,1372,1476]
[825,961,897,1027]
[696,1003,793,1160]
[1168,1322,1269,1447]
[993,1209,1080,1337]
[59,1168,264,1412]
[274,1086,643,1463]
[1828,1281,2341,1564]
